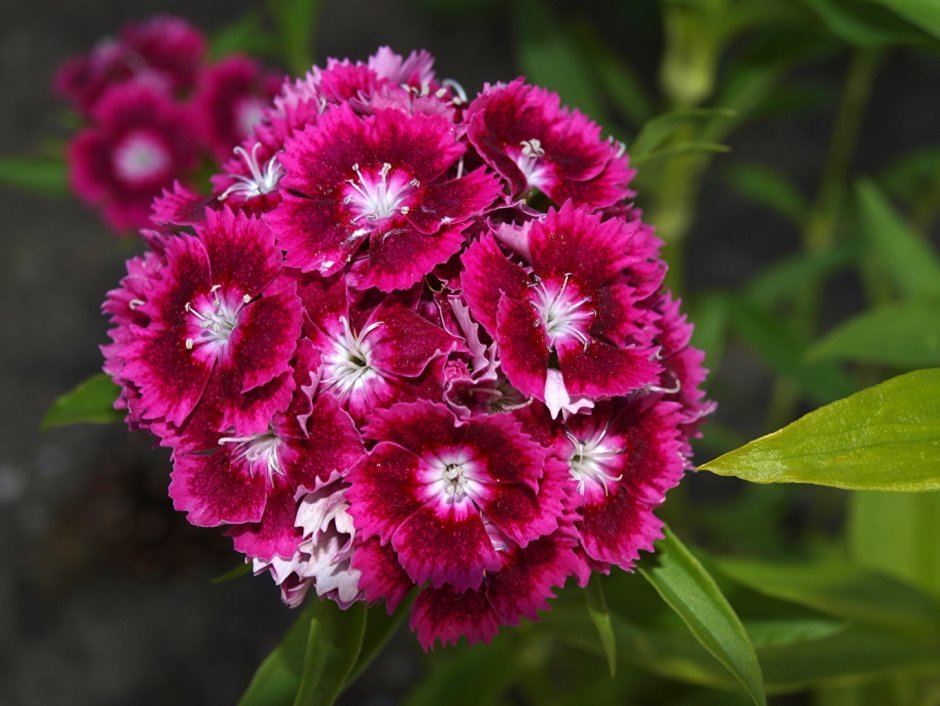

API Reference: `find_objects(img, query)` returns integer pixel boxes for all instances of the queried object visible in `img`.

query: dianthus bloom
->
[102,45,712,649]
[55,17,282,233]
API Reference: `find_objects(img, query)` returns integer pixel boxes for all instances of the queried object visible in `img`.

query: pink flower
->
[347,401,566,592]
[461,202,662,417]
[112,208,301,434]
[467,79,634,208]
[68,83,199,232]
[54,15,206,115]
[266,104,501,291]
[194,55,283,161]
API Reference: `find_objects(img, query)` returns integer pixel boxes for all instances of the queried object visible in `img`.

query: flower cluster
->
[102,45,713,648]
[56,16,281,232]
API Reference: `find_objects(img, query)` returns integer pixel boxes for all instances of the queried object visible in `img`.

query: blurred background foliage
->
[3,0,939,704]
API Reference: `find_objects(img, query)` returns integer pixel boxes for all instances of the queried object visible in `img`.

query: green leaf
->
[640,528,766,706]
[630,108,736,159]
[266,0,321,75]
[689,292,730,377]
[210,562,252,584]
[796,0,928,48]
[238,600,318,706]
[699,368,940,491]
[809,300,940,367]
[743,618,846,648]
[404,637,515,706]
[0,155,68,197]
[631,141,731,166]
[512,0,606,120]
[584,576,617,676]
[742,244,857,309]
[210,10,278,60]
[856,179,940,300]
[866,0,940,41]
[41,373,123,430]
[345,595,413,687]
[729,301,857,405]
[715,557,940,640]
[723,162,809,225]
[849,490,940,595]
[569,19,654,126]
[293,601,366,706]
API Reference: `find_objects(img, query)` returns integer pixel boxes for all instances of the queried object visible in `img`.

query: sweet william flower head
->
[100,43,712,651]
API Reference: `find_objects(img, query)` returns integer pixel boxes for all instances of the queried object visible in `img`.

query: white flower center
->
[342,162,419,240]
[184,285,250,353]
[565,427,624,496]
[219,142,285,201]
[427,449,482,504]
[112,131,171,184]
[218,430,283,480]
[515,138,550,191]
[321,317,383,398]
[529,274,594,350]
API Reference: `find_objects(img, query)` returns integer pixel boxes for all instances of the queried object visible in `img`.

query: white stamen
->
[218,431,284,480]
[219,143,285,202]
[320,317,384,399]
[528,273,594,350]
[183,286,250,352]
[565,426,624,496]
[442,78,468,104]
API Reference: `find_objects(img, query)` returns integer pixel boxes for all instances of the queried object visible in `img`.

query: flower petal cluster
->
[102,45,712,649]
[55,17,282,234]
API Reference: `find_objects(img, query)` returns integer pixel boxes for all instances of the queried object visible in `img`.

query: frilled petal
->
[351,224,468,292]
[288,394,364,489]
[557,338,660,399]
[411,584,499,650]
[351,537,413,612]
[230,280,302,392]
[391,499,500,591]
[459,234,530,335]
[405,167,501,235]
[229,479,304,560]
[368,303,460,377]
[495,295,550,400]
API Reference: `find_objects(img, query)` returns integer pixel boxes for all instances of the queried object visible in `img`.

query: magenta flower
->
[300,275,460,420]
[115,208,301,433]
[54,15,206,115]
[466,79,634,208]
[266,104,502,291]
[194,55,283,162]
[68,83,199,232]
[98,44,713,651]
[461,202,662,417]
[347,401,566,592]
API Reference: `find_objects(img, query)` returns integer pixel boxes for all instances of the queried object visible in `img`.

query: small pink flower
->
[347,401,565,592]
[461,202,662,417]
[194,55,283,161]
[467,79,634,208]
[54,15,206,115]
[266,104,501,291]
[68,83,199,232]
[113,208,301,433]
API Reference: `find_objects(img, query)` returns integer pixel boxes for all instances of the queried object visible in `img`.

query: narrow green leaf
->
[742,244,857,309]
[630,108,736,159]
[569,19,654,126]
[513,0,606,120]
[293,601,366,706]
[640,528,767,706]
[856,179,940,299]
[699,369,940,491]
[689,292,730,376]
[345,595,413,687]
[404,637,515,706]
[743,618,846,648]
[210,10,278,60]
[0,155,68,197]
[632,141,731,166]
[797,0,927,48]
[729,301,857,405]
[715,557,940,640]
[238,601,318,706]
[723,162,809,225]
[266,0,321,75]
[849,490,940,595]
[584,576,617,676]
[210,562,252,584]
[866,0,940,41]
[809,300,940,367]
[41,373,123,430]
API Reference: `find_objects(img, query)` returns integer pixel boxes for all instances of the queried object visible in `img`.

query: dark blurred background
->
[1,0,938,704]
